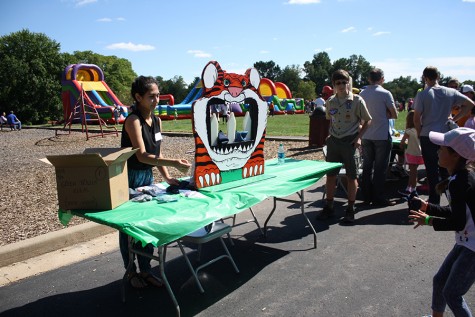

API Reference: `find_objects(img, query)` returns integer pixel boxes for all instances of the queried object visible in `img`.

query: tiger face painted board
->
[192,61,267,189]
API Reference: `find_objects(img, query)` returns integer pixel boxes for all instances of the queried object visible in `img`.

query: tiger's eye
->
[223,79,230,86]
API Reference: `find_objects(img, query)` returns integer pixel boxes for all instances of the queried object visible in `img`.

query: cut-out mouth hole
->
[205,97,259,150]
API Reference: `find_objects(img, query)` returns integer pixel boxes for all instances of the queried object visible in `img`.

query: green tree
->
[156,75,190,104]
[384,76,421,105]
[296,80,316,100]
[303,52,332,94]
[253,61,282,81]
[330,55,372,88]
[0,29,64,123]
[276,65,302,96]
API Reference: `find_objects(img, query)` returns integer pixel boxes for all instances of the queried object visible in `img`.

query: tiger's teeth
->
[199,176,204,188]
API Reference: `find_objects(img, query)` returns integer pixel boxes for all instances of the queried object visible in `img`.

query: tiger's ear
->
[246,68,261,89]
[202,61,221,89]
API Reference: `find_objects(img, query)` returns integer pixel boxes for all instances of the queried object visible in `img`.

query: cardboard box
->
[45,148,137,210]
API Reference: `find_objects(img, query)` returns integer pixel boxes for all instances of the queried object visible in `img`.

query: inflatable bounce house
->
[155,80,203,120]
[61,64,127,124]
[258,78,305,114]
[191,61,268,189]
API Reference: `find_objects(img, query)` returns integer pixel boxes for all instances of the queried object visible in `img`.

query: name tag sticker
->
[155,132,163,141]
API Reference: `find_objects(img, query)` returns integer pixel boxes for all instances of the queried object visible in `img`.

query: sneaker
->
[398,189,411,196]
[342,208,355,223]
[316,205,335,220]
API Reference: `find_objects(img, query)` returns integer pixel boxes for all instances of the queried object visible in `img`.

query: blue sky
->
[2,0,475,87]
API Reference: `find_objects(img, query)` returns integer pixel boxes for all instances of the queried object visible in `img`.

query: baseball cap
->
[462,84,474,94]
[429,127,475,162]
[322,85,333,94]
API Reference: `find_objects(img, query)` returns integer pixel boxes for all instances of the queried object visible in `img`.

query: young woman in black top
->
[120,76,191,288]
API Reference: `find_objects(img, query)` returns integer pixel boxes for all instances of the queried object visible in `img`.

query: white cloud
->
[106,42,155,52]
[372,31,390,36]
[187,50,212,58]
[97,17,126,22]
[75,0,96,7]
[373,56,475,82]
[462,0,475,2]
[259,50,270,54]
[285,0,321,4]
[341,26,356,33]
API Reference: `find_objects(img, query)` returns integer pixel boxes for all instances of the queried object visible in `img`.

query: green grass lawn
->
[161,111,408,136]
[38,111,408,137]
[161,113,314,136]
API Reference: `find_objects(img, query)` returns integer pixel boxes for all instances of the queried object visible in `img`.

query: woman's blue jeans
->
[432,244,475,316]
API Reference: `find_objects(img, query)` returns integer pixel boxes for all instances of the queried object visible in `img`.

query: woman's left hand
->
[165,177,180,186]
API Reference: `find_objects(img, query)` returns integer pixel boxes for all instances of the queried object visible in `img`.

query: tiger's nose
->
[228,87,242,97]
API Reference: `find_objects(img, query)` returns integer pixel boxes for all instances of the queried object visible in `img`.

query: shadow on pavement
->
[0,239,288,317]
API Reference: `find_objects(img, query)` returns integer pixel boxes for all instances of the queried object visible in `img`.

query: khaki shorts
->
[325,134,359,179]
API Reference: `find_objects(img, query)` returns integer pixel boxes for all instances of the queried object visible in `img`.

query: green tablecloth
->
[58,159,341,247]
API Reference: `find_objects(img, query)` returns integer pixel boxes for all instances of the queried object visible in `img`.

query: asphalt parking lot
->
[0,173,471,317]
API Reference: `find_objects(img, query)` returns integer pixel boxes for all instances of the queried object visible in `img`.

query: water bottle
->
[277,143,285,164]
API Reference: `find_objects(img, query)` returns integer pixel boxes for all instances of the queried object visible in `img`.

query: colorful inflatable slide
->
[258,78,304,114]
[159,77,303,120]
[156,79,203,120]
[61,64,126,123]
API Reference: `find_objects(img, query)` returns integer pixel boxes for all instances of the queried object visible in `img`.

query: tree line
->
[0,29,473,124]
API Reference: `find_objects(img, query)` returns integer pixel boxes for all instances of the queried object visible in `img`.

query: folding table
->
[58,159,342,317]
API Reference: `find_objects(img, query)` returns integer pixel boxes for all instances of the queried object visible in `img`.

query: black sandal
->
[127,272,147,289]
[140,272,163,288]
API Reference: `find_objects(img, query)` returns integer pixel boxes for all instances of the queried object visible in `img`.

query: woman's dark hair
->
[131,76,160,102]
